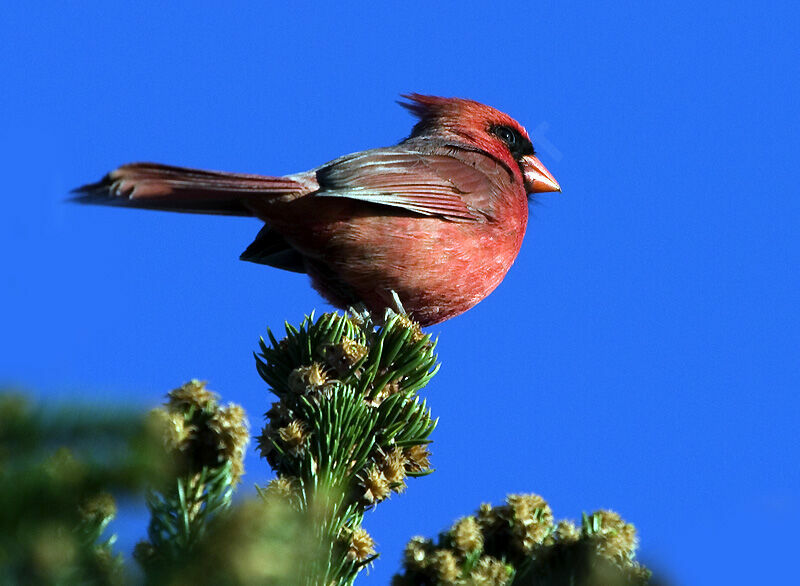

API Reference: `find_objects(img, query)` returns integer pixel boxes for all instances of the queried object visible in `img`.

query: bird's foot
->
[386,290,406,316]
[381,290,409,324]
[347,302,376,329]
[347,290,408,328]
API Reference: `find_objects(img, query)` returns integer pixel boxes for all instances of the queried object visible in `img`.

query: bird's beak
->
[521,155,561,193]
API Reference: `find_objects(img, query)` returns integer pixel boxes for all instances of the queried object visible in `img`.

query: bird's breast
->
[274,197,528,325]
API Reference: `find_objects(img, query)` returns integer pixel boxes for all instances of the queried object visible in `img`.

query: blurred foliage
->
[135,381,250,580]
[0,392,159,584]
[135,494,320,586]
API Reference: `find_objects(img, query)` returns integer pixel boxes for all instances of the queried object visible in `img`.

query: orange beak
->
[521,155,561,193]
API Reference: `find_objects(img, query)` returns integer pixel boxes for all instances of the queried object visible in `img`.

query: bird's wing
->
[314,146,510,223]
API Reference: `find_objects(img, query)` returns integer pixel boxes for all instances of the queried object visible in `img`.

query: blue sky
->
[2,2,798,584]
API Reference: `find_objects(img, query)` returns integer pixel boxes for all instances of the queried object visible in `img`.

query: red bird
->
[76,94,560,326]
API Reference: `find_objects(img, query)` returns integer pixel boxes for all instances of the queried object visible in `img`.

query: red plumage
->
[75,94,560,325]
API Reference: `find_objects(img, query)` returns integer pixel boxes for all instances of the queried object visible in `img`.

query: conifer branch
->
[135,381,249,579]
[393,494,653,585]
[255,310,439,585]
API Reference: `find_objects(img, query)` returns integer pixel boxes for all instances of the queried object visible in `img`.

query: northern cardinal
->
[75,94,560,326]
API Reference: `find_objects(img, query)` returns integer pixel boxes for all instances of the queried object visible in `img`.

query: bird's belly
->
[283,212,525,326]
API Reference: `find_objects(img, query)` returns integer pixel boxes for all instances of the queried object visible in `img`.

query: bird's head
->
[400,93,560,194]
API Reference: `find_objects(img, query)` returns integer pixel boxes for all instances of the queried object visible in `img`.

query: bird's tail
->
[72,162,305,216]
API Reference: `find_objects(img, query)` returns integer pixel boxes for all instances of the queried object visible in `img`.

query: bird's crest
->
[398,93,530,151]
[398,93,455,120]
[399,93,492,137]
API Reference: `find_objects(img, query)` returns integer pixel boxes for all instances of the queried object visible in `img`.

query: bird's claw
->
[347,290,408,328]
[347,302,375,329]
[384,290,407,321]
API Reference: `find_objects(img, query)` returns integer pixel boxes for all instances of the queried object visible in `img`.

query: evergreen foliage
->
[0,310,657,585]
[255,311,439,584]
[393,495,652,585]
[0,393,156,584]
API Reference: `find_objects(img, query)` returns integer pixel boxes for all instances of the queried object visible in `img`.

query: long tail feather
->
[72,162,305,216]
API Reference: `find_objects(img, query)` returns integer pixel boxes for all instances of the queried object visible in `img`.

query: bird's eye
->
[490,124,535,159]
[495,126,517,146]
